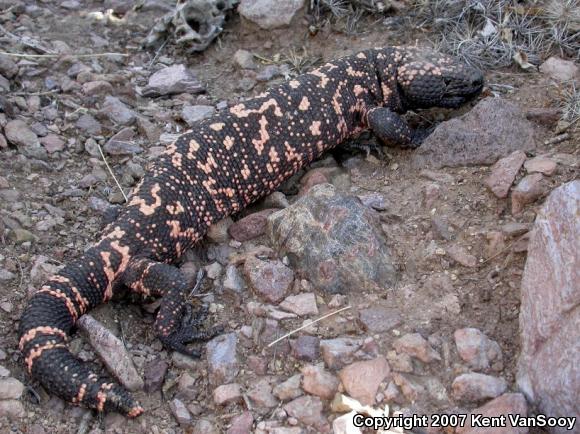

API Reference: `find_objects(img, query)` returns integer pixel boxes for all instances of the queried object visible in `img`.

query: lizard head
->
[394,48,484,110]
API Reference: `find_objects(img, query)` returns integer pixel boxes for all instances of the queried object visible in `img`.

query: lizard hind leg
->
[122,258,221,357]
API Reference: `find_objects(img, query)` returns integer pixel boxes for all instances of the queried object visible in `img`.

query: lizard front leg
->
[122,258,222,357]
[366,107,432,149]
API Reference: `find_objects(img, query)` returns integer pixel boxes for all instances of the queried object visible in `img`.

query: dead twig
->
[97,144,128,203]
[267,306,352,347]
[0,51,129,58]
[479,233,528,266]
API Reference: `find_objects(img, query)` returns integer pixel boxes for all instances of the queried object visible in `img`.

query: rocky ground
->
[0,1,578,434]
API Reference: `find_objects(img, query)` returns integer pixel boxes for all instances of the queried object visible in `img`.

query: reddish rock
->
[517,181,579,434]
[280,293,318,316]
[246,355,268,375]
[299,170,329,195]
[273,374,303,401]
[207,333,239,386]
[227,411,254,434]
[446,244,478,268]
[0,378,24,400]
[393,333,440,363]
[539,56,579,81]
[0,400,25,419]
[452,373,507,402]
[82,80,113,96]
[386,350,413,373]
[301,364,339,399]
[457,393,528,434]
[4,119,39,148]
[501,222,529,238]
[40,134,65,153]
[524,157,557,176]
[169,398,192,426]
[358,305,402,333]
[283,395,325,427]
[320,338,361,369]
[454,328,503,371]
[423,182,441,209]
[485,231,506,258]
[484,151,527,198]
[77,315,143,391]
[228,209,278,241]
[244,257,294,303]
[291,335,320,361]
[213,383,242,405]
[143,358,168,392]
[525,107,561,127]
[392,373,426,402]
[511,174,544,215]
[338,356,391,405]
[247,379,278,409]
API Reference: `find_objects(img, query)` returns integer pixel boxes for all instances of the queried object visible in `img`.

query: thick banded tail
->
[18,242,143,417]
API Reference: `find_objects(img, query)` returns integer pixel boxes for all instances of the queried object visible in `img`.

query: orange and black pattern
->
[18,47,483,416]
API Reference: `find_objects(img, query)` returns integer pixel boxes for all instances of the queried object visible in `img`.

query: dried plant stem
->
[97,144,128,203]
[0,51,129,58]
[267,306,352,347]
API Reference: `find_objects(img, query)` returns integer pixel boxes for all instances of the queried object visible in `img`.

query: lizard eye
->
[443,77,453,86]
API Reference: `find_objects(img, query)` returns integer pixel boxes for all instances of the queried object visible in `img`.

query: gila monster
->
[18,46,483,417]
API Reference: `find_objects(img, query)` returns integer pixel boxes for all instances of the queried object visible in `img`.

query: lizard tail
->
[18,241,143,417]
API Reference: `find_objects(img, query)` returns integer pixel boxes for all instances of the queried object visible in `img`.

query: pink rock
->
[338,356,391,405]
[524,157,557,176]
[213,383,242,405]
[511,174,544,215]
[82,80,113,96]
[283,395,326,427]
[517,181,579,433]
[454,328,502,371]
[40,134,65,153]
[0,134,7,149]
[273,374,303,401]
[539,57,579,82]
[228,209,278,241]
[243,257,294,303]
[457,393,528,434]
[301,365,339,399]
[423,182,441,209]
[299,170,329,195]
[485,231,506,258]
[291,335,320,361]
[392,372,426,402]
[227,411,254,434]
[246,378,278,409]
[320,338,361,369]
[446,244,478,268]
[452,373,507,402]
[484,151,526,198]
[77,315,143,391]
[393,333,441,363]
[279,292,318,316]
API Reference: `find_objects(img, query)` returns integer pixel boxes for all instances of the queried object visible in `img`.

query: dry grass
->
[411,0,579,69]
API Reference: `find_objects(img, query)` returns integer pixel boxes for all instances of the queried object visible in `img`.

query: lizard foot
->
[159,304,224,357]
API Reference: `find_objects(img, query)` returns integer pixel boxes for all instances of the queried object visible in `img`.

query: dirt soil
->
[0,1,578,434]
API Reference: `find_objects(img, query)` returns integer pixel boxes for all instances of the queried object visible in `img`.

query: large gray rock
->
[238,0,304,29]
[517,180,579,434]
[142,64,204,97]
[412,98,537,169]
[267,184,397,294]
